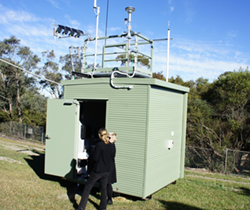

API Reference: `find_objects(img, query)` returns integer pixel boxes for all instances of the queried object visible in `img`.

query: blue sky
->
[0,0,250,83]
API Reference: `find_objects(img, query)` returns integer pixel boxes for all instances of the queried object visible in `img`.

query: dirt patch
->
[0,139,44,156]
[113,196,132,202]
[185,167,226,176]
[186,174,250,185]
[0,156,24,164]
[0,133,45,148]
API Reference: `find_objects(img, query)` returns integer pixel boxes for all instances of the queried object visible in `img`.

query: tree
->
[59,53,80,79]
[0,36,40,122]
[116,54,150,68]
[152,71,166,81]
[59,53,99,77]
[20,88,47,126]
[205,68,250,150]
[40,50,63,99]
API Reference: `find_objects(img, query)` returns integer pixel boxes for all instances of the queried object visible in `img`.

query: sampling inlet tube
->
[110,53,136,89]
[110,66,136,90]
[110,70,133,90]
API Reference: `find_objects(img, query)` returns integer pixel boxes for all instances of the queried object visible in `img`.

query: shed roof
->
[61,78,190,93]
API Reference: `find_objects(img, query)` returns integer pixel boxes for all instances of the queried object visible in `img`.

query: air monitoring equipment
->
[45,3,188,200]
[53,24,84,38]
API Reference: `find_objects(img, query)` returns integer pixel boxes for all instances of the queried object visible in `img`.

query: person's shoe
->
[107,199,113,205]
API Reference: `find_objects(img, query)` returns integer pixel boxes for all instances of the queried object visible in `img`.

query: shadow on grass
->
[24,153,203,210]
[235,187,250,197]
[24,153,102,209]
[24,153,58,182]
[157,200,203,210]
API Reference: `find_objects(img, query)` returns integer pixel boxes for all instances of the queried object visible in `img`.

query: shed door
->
[45,99,79,178]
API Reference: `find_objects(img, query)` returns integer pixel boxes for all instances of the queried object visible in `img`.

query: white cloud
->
[69,19,81,27]
[5,23,51,37]
[227,30,237,39]
[62,0,72,8]
[64,15,81,27]
[47,0,61,9]
[170,7,174,12]
[151,37,250,82]
[109,27,122,33]
[184,1,195,24]
[171,38,242,61]
[1,4,248,85]
[0,6,39,24]
[169,55,248,81]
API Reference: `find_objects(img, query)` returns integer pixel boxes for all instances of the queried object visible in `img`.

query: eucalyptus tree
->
[152,71,166,81]
[205,68,250,151]
[0,36,40,122]
[39,50,61,99]
[116,54,150,68]
[20,88,47,126]
[40,50,78,98]
[59,53,83,78]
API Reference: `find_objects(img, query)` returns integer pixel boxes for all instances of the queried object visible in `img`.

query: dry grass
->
[0,138,250,210]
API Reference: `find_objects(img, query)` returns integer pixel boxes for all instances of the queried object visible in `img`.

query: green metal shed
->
[45,77,189,198]
[45,5,189,199]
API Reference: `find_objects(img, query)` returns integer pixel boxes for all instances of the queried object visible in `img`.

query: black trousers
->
[78,171,109,210]
[107,183,113,200]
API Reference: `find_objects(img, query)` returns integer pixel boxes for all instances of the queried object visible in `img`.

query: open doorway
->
[77,100,107,178]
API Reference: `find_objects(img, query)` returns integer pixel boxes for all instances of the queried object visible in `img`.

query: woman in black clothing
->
[107,132,117,205]
[77,128,112,210]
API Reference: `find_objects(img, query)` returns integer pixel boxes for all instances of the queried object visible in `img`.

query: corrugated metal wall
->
[63,78,188,198]
[64,81,149,197]
[143,86,185,197]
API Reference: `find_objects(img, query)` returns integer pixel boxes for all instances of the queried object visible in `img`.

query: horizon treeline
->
[1,36,249,155]
[153,69,250,154]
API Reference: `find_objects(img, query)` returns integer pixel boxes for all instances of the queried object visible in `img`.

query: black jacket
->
[92,140,112,173]
[108,143,117,184]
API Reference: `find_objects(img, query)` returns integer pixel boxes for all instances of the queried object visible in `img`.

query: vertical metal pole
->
[134,35,138,70]
[102,46,106,68]
[104,0,109,46]
[166,29,170,82]
[125,7,135,72]
[125,43,128,68]
[179,93,188,178]
[93,6,100,74]
[224,148,228,174]
[150,42,154,73]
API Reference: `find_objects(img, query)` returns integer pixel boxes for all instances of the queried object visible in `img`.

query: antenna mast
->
[93,0,100,76]
[166,21,170,82]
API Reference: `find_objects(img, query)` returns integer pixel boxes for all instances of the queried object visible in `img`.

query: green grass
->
[0,138,250,210]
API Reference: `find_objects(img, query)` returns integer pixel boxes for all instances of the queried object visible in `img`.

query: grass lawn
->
[0,137,250,210]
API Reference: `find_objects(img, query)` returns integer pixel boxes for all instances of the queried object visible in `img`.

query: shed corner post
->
[179,92,188,178]
[142,84,151,198]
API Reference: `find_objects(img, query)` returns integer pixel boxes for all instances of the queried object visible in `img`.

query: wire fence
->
[0,121,249,177]
[0,121,45,144]
[185,145,250,177]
